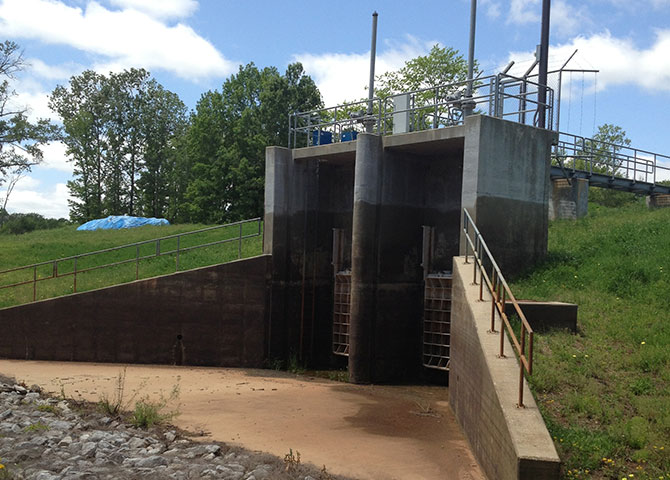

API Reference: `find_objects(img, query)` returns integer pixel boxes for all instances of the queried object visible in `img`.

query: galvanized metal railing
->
[0,217,262,306]
[462,208,533,408]
[289,73,553,148]
[554,131,670,185]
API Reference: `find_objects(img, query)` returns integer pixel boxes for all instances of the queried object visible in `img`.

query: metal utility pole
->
[463,0,477,117]
[537,0,551,128]
[366,11,378,132]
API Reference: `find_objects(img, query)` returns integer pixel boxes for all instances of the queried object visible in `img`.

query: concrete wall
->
[264,145,354,368]
[450,256,560,480]
[0,255,271,367]
[461,115,556,274]
[548,178,589,220]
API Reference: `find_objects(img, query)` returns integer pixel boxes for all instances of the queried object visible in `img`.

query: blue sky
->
[1,0,669,218]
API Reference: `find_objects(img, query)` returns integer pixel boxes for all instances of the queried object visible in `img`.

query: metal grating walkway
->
[422,274,452,370]
[332,272,351,356]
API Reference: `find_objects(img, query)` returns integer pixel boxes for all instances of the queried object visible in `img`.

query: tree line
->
[49,63,321,224]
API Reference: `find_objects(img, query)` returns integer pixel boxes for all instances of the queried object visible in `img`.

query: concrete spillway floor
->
[0,360,486,480]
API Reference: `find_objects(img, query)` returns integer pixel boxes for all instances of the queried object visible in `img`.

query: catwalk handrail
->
[462,208,534,408]
[553,132,670,186]
[289,72,553,148]
[0,217,262,304]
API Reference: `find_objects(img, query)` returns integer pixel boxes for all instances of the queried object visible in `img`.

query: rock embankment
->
[0,382,339,480]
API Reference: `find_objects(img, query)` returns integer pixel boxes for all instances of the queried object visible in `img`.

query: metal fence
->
[289,73,553,148]
[554,132,670,185]
[0,218,263,306]
[462,208,533,408]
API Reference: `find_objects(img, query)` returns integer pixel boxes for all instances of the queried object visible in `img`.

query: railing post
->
[53,261,57,279]
[73,257,77,293]
[176,236,180,272]
[499,305,505,357]
[33,265,37,302]
[518,361,525,408]
[136,246,140,280]
[238,223,243,259]
[490,272,497,332]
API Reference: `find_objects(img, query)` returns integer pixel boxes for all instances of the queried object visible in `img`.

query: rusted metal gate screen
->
[332,272,351,356]
[422,274,451,370]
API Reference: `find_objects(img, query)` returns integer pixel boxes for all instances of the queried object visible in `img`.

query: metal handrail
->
[553,132,670,185]
[0,217,262,305]
[462,208,533,408]
[289,72,554,148]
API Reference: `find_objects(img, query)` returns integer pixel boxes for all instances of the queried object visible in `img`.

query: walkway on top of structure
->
[289,73,670,196]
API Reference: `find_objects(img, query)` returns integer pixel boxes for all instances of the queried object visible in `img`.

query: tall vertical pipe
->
[537,0,551,128]
[464,0,477,117]
[366,12,378,132]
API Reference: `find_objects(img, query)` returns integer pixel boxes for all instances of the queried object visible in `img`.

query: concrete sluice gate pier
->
[265,114,554,382]
[265,114,560,479]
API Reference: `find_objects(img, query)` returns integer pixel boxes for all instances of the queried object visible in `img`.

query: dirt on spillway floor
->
[0,360,486,480]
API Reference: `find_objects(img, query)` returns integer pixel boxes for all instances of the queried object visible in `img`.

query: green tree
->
[137,80,188,219]
[0,41,60,204]
[50,69,186,222]
[183,62,321,223]
[375,44,473,97]
[372,44,477,130]
[50,70,109,221]
[583,124,637,207]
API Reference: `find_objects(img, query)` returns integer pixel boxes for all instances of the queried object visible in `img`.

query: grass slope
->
[511,200,670,479]
[0,221,263,308]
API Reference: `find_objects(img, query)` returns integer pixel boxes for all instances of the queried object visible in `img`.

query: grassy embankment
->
[511,200,670,479]
[0,220,263,309]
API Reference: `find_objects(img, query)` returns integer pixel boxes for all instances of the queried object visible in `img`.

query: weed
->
[130,383,180,429]
[327,370,348,382]
[319,464,333,480]
[265,357,284,371]
[98,367,135,416]
[283,449,301,472]
[0,457,11,480]
[287,354,305,375]
[23,422,49,433]
[37,404,58,415]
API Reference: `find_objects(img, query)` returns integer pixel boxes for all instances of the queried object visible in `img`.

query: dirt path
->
[0,360,485,480]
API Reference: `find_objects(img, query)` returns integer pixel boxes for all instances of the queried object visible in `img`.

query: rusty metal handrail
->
[0,217,262,305]
[462,208,534,408]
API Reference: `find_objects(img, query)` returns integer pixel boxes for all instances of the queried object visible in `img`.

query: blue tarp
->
[77,215,170,231]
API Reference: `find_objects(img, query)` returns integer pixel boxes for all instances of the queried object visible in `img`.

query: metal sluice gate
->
[329,227,451,370]
[332,272,351,356]
[422,274,452,370]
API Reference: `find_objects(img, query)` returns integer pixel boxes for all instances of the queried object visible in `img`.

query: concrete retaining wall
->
[450,256,560,480]
[0,255,271,367]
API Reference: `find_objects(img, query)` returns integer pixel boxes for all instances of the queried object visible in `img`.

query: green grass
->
[511,199,670,479]
[0,220,263,308]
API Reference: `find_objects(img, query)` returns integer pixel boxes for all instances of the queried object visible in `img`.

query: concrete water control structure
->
[264,114,554,383]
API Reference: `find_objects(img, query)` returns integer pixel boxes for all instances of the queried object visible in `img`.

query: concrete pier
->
[264,115,555,380]
[549,177,589,220]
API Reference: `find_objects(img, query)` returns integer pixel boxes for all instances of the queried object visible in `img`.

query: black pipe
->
[537,0,551,129]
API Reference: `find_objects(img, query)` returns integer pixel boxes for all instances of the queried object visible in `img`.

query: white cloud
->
[507,0,539,25]
[294,36,434,106]
[26,58,80,80]
[41,142,72,174]
[505,0,591,38]
[480,0,502,19]
[0,0,235,81]
[107,0,198,20]
[507,30,670,93]
[2,177,71,219]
